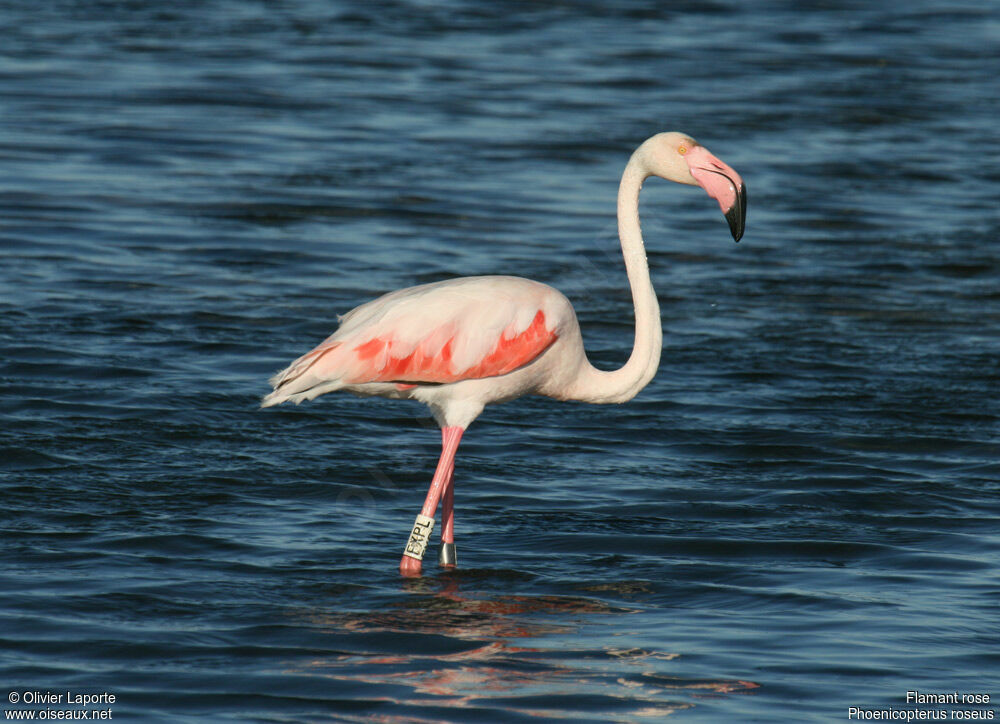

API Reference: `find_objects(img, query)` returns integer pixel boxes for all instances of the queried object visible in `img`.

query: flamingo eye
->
[678,145,688,156]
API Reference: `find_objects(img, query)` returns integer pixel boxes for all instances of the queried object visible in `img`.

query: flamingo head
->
[639,132,747,242]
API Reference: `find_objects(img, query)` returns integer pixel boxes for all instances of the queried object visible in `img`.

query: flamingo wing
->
[265,276,562,404]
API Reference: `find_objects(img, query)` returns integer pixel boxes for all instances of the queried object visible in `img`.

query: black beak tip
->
[725,182,747,243]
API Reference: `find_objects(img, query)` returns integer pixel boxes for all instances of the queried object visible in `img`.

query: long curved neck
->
[568,152,662,404]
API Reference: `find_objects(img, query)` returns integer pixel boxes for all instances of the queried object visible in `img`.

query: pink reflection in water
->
[289,578,758,720]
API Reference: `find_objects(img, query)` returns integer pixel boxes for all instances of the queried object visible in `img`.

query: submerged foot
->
[399,554,423,577]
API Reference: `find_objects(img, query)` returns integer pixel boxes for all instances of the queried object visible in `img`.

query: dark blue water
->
[3,1,999,721]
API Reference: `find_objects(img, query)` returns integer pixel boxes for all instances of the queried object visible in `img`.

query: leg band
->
[438,542,457,567]
[402,514,435,561]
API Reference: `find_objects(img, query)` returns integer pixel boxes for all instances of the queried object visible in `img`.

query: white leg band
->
[402,514,435,561]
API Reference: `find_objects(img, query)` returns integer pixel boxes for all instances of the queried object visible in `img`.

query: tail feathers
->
[261,342,344,408]
[261,378,344,407]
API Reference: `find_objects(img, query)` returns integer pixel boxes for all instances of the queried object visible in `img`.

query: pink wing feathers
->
[351,308,554,383]
[264,276,563,404]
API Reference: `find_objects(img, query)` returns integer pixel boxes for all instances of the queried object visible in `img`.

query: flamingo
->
[263,132,746,576]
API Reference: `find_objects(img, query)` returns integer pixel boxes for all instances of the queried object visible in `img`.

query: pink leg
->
[400,426,464,576]
[439,459,457,568]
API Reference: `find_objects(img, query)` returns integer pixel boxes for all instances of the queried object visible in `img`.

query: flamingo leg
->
[438,459,457,568]
[399,426,464,576]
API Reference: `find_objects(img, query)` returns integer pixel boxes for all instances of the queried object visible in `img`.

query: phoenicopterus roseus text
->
[263,132,746,576]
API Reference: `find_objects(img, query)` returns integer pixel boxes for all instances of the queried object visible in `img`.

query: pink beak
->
[685,145,747,242]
